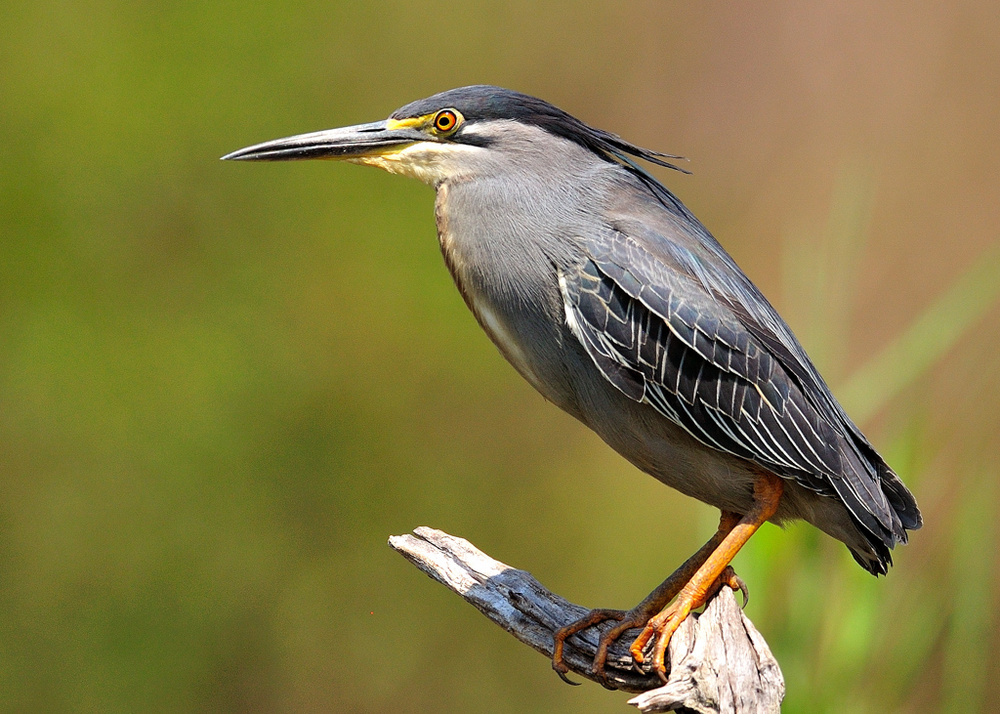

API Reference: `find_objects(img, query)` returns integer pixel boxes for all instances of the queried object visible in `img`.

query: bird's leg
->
[631,471,784,682]
[551,509,742,686]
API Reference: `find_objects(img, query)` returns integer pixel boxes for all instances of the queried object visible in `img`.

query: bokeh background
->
[3,1,1000,712]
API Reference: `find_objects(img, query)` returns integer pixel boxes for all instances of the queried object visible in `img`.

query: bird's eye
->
[433,109,459,133]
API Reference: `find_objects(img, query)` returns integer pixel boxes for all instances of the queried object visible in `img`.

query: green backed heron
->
[223,86,921,683]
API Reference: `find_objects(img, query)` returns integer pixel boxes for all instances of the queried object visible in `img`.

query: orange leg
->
[631,471,784,681]
[551,471,783,686]
[552,510,743,685]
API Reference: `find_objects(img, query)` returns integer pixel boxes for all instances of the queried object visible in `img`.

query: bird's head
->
[222,85,687,187]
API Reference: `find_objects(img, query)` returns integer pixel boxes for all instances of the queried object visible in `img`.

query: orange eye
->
[434,110,459,133]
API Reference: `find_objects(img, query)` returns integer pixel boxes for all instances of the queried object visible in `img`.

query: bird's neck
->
[431,179,561,398]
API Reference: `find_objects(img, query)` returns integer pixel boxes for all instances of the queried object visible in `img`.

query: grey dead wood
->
[388,527,784,714]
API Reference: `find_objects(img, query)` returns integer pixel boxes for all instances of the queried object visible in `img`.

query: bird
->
[222,85,922,684]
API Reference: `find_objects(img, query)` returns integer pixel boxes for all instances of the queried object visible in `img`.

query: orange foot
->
[551,563,747,686]
[552,511,741,686]
[630,565,747,681]
[551,470,782,686]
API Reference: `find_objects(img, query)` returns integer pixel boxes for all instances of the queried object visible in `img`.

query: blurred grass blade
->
[837,246,1000,423]
[781,165,873,380]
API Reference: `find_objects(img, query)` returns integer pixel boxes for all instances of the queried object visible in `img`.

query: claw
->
[554,668,581,686]
[593,670,619,691]
[716,565,749,607]
[735,576,749,608]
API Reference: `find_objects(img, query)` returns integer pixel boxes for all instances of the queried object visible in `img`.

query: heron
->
[223,85,921,684]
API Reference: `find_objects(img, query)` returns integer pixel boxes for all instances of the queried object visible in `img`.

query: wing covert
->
[559,232,897,544]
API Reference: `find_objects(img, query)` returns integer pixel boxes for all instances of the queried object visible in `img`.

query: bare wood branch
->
[388,527,784,714]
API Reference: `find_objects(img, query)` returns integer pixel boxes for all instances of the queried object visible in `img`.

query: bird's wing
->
[607,173,920,536]
[559,228,901,551]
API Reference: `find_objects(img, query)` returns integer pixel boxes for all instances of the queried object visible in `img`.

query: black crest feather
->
[392,85,691,176]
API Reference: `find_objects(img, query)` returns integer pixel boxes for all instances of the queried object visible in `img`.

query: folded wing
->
[559,229,916,572]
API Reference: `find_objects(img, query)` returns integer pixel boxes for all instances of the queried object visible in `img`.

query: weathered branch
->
[388,527,784,714]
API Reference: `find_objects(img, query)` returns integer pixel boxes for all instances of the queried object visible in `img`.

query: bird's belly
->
[572,377,761,509]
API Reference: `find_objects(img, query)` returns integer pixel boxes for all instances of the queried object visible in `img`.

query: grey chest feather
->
[433,182,564,399]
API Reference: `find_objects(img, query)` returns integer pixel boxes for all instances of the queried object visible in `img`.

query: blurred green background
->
[3,1,999,712]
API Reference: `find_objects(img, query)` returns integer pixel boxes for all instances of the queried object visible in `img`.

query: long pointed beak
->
[221,120,427,162]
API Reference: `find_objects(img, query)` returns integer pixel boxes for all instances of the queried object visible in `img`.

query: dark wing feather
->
[610,174,922,536]
[561,229,913,571]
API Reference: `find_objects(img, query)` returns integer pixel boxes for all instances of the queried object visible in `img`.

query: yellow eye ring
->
[434,109,460,133]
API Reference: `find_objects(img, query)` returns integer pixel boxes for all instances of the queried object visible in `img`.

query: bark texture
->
[388,527,784,713]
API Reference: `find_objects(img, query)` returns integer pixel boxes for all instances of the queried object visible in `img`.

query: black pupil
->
[438,113,453,129]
